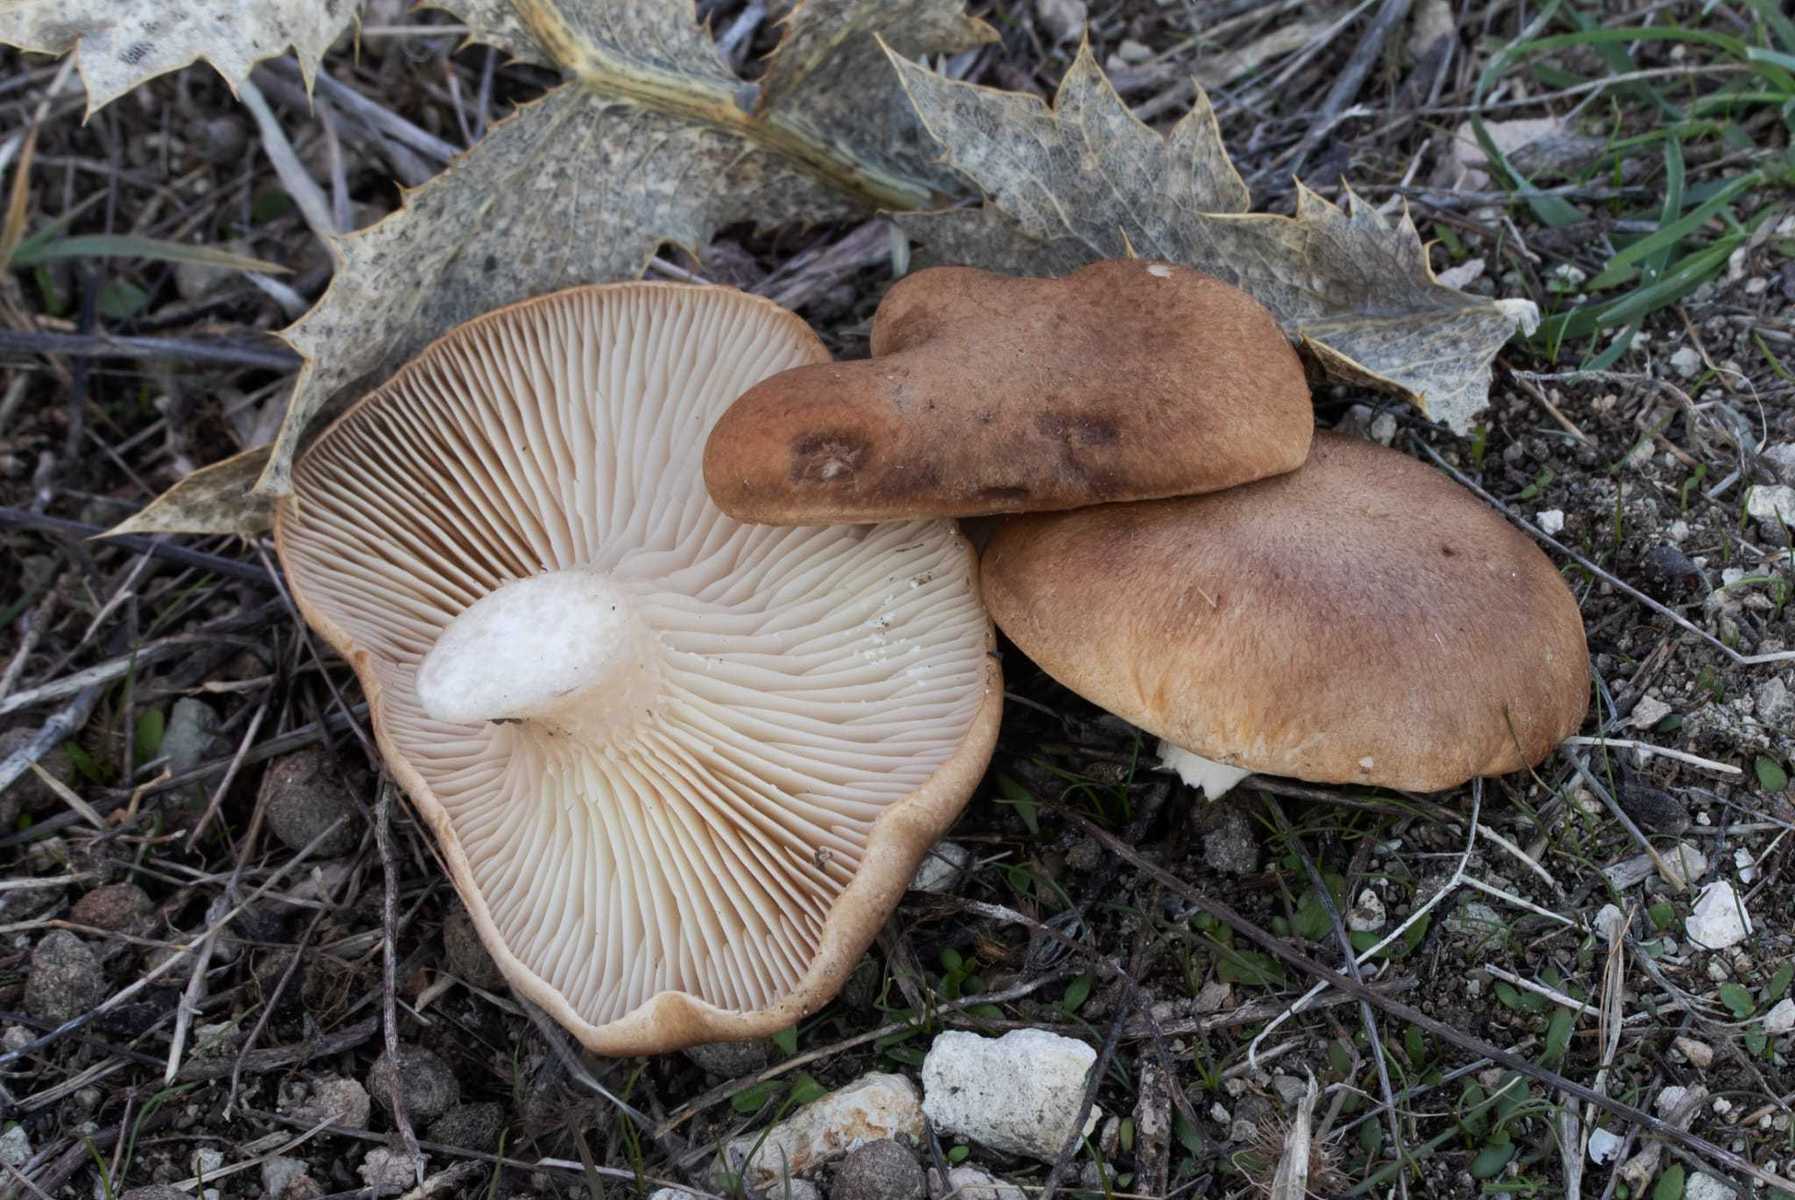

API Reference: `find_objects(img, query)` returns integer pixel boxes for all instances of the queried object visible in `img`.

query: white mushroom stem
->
[1155,740,1252,800]
[416,569,662,740]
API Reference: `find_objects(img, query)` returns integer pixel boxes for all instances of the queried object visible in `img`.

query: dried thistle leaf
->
[0,1,357,114]
[889,42,1539,432]
[437,0,551,65]
[102,445,274,539]
[759,0,996,196]
[257,0,985,495]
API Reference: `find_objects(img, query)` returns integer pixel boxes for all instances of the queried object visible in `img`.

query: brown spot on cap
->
[703,260,1313,524]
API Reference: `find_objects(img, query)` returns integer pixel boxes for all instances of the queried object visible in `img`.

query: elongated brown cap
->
[275,283,1001,1055]
[704,260,1312,523]
[982,433,1588,793]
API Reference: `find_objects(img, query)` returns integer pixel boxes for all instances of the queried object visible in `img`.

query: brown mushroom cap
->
[982,432,1589,793]
[275,283,1001,1054]
[703,260,1313,524]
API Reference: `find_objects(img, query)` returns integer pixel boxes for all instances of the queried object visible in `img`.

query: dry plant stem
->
[1284,0,1413,177]
[265,59,460,165]
[227,876,354,1112]
[1562,736,1742,775]
[1565,751,1684,893]
[0,584,59,702]
[1407,434,1795,666]
[184,699,269,850]
[1068,812,1792,1195]
[1038,965,1138,1200]
[238,78,340,241]
[166,746,275,1084]
[0,815,346,1068]
[0,683,99,796]
[516,999,661,1144]
[1272,797,1409,1199]
[252,1108,724,1198]
[0,328,300,369]
[0,603,284,718]
[0,506,276,584]
[1248,781,1481,1061]
[374,779,424,1178]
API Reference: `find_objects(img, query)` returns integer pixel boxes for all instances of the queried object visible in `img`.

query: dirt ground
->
[0,2,1792,1198]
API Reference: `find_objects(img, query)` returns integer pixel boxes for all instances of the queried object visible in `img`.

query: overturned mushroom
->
[275,284,1001,1054]
[982,433,1588,795]
[704,260,1312,523]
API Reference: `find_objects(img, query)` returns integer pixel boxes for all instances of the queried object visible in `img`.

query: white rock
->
[1673,1036,1714,1068]
[1445,900,1502,936]
[1685,880,1752,950]
[1764,997,1795,1035]
[1442,117,1565,191]
[1657,1085,1691,1115]
[721,1072,922,1189]
[1034,0,1086,44]
[359,1148,424,1190]
[934,1166,1026,1200]
[1592,904,1626,942]
[1587,1126,1623,1164]
[1736,847,1760,885]
[261,1156,311,1197]
[1193,980,1232,1012]
[0,1125,28,1169]
[1746,485,1795,526]
[1347,889,1386,933]
[1687,1172,1737,1200]
[1756,677,1792,728]
[910,842,973,893]
[1660,843,1709,889]
[1763,443,1795,486]
[194,1148,226,1178]
[1627,695,1673,730]
[1670,346,1703,378]
[1435,257,1485,289]
[647,1191,700,1200]
[923,1029,1100,1161]
[1369,412,1398,445]
[1536,509,1566,535]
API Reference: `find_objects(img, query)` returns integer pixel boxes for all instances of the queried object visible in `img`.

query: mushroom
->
[703,260,1312,523]
[275,283,1001,1054]
[981,432,1588,795]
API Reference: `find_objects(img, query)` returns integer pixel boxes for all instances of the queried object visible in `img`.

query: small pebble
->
[24,930,105,1023]
[684,1037,772,1077]
[1033,0,1087,44]
[1673,1036,1714,1068]
[71,882,155,933]
[428,1101,505,1152]
[832,1139,924,1200]
[261,748,360,856]
[443,905,505,991]
[367,1045,460,1126]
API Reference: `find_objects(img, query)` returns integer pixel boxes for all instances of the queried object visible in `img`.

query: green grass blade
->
[10,234,287,274]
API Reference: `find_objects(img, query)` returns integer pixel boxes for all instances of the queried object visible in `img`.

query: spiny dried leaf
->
[0,0,358,114]
[267,86,855,493]
[759,0,996,195]
[258,0,984,494]
[102,445,274,539]
[438,0,550,65]
[889,43,1539,433]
